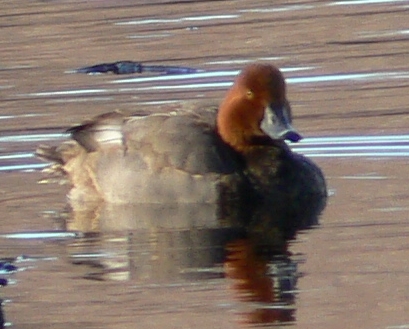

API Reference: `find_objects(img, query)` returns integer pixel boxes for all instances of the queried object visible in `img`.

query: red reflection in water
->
[225,239,295,326]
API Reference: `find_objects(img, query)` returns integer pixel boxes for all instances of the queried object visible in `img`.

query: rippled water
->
[1,1,409,328]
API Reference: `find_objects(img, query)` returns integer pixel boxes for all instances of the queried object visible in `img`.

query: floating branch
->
[72,61,204,75]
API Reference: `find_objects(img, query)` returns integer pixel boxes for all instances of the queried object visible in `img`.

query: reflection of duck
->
[225,238,297,325]
[37,63,326,236]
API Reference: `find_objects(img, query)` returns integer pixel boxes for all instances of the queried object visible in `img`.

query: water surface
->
[1,1,409,329]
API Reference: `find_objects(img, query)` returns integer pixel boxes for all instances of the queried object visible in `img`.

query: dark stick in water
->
[73,61,203,75]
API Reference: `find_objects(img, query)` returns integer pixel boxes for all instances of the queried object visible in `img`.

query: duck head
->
[217,64,302,152]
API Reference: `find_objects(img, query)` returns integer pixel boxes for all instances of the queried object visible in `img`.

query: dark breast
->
[242,145,327,240]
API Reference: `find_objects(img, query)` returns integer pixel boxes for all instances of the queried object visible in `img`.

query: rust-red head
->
[217,63,301,152]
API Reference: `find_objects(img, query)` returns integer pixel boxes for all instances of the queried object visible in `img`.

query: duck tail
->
[35,142,82,184]
[35,144,66,165]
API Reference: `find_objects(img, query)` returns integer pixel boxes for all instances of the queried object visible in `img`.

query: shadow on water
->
[1,194,321,327]
[67,202,312,327]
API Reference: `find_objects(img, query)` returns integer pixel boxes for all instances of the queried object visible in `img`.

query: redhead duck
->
[37,63,326,233]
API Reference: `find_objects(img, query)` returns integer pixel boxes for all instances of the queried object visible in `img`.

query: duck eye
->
[246,90,254,99]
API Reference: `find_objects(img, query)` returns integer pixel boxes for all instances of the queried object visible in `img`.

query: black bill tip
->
[282,130,303,143]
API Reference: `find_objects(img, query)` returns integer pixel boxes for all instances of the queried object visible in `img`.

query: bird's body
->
[37,63,327,236]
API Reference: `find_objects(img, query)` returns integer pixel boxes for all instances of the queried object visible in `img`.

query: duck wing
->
[37,108,244,203]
